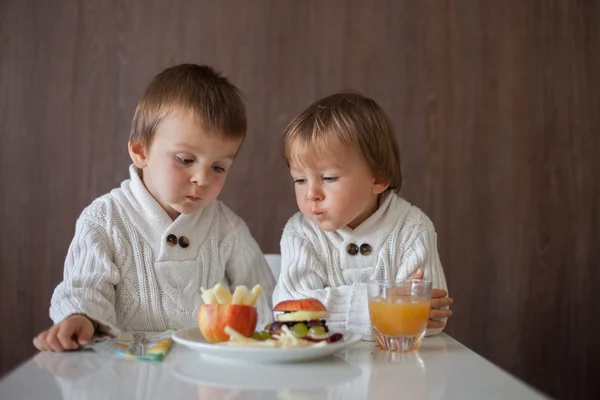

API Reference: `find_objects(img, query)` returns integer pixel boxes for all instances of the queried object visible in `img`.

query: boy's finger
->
[427,319,446,328]
[46,326,65,352]
[431,289,448,298]
[33,335,47,351]
[430,309,453,319]
[44,328,56,351]
[411,269,424,280]
[57,325,78,350]
[76,323,94,345]
[34,331,48,349]
[431,297,453,308]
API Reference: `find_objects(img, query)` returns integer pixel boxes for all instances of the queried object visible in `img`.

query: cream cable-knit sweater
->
[50,165,275,336]
[273,191,448,340]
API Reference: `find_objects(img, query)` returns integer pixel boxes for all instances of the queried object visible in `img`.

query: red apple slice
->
[273,298,327,312]
[198,304,258,343]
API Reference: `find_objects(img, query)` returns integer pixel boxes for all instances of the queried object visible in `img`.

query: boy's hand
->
[411,269,453,328]
[33,314,96,352]
[428,288,453,328]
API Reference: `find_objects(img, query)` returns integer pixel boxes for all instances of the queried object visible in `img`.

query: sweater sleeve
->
[273,232,372,339]
[49,216,121,336]
[224,221,276,326]
[397,226,448,336]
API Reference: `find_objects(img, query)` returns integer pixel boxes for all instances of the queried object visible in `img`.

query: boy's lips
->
[312,210,325,219]
[186,196,202,202]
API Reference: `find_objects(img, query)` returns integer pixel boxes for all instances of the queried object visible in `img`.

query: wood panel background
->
[1,1,598,398]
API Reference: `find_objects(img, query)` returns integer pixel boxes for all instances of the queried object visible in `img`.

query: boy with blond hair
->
[274,92,452,340]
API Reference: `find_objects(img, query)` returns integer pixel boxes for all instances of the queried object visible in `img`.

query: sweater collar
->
[325,191,407,244]
[111,165,214,259]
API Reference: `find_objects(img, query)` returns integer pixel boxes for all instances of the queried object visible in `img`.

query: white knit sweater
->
[273,191,448,340]
[50,165,275,336]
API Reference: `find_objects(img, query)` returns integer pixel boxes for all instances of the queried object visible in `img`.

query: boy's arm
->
[397,227,448,336]
[224,222,276,325]
[274,234,372,339]
[50,217,121,337]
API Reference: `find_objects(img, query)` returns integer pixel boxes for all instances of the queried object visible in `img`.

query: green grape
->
[251,331,271,341]
[291,323,308,338]
[308,326,326,336]
[260,331,271,340]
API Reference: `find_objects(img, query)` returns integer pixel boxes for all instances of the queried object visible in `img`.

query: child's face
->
[289,140,389,231]
[129,111,243,220]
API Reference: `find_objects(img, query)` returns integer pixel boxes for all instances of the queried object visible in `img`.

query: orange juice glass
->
[367,279,432,351]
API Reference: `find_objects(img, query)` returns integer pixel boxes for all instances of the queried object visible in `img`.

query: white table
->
[0,334,547,399]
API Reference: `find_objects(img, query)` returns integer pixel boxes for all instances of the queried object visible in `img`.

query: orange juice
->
[368,296,430,336]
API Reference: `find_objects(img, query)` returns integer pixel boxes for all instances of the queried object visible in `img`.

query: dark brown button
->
[166,234,177,247]
[346,243,359,256]
[360,243,372,256]
[178,236,190,248]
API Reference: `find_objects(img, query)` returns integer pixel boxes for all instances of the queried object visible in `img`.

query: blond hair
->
[282,92,402,192]
[129,64,246,147]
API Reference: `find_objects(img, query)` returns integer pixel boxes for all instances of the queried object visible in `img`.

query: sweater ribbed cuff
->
[346,283,373,340]
[51,304,121,338]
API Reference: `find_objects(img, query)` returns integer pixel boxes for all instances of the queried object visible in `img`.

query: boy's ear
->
[128,140,148,169]
[372,174,391,195]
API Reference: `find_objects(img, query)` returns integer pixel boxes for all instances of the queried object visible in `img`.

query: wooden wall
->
[1,1,598,398]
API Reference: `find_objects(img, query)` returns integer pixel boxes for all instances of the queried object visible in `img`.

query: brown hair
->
[129,64,246,147]
[282,92,402,192]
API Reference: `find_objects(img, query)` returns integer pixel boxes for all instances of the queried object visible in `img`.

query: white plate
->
[172,327,362,364]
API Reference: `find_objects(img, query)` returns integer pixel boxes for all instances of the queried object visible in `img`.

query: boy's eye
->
[293,178,306,185]
[176,157,194,166]
[212,165,225,173]
[323,176,338,182]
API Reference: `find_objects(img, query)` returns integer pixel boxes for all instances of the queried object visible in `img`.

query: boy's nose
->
[306,186,324,202]
[191,169,210,187]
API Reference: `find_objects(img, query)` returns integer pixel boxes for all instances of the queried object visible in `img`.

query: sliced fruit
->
[260,331,271,340]
[269,322,282,332]
[308,326,326,335]
[329,333,344,343]
[308,326,329,340]
[251,330,272,341]
[276,310,328,322]
[198,304,258,343]
[291,323,309,338]
[273,298,327,312]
